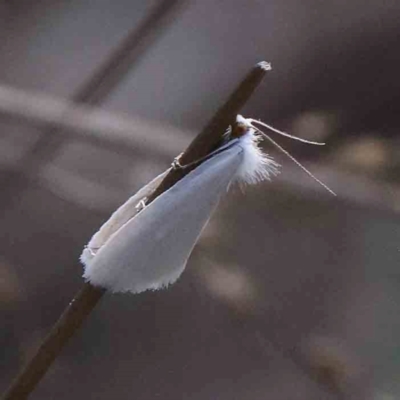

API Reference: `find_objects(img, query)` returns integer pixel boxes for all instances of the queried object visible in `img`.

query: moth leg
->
[135,198,148,212]
[85,245,99,257]
[171,139,239,171]
[171,152,184,170]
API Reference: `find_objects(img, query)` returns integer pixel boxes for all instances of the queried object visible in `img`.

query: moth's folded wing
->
[81,168,170,264]
[83,145,243,293]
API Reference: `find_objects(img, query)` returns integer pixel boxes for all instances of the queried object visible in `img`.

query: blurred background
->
[1,1,400,399]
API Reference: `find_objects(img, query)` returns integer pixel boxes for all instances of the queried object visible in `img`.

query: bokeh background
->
[1,1,400,399]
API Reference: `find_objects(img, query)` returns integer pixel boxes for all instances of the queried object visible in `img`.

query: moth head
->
[231,115,253,138]
[232,115,336,195]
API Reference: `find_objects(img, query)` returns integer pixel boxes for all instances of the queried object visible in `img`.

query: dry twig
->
[1,62,270,400]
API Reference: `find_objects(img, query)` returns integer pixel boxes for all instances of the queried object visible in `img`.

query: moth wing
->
[83,144,243,293]
[81,168,170,265]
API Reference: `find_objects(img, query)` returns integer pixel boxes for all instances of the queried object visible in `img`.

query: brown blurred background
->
[1,1,400,399]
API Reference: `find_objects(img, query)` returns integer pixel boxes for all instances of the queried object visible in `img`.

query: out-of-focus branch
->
[0,84,188,155]
[0,0,186,215]
[1,83,398,215]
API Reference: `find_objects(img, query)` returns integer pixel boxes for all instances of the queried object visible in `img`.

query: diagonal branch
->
[1,61,270,400]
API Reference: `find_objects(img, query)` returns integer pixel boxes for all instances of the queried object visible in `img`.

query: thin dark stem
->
[2,284,105,400]
[148,61,271,202]
[1,62,269,400]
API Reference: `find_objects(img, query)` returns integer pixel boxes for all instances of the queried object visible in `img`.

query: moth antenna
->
[248,118,325,146]
[258,130,336,196]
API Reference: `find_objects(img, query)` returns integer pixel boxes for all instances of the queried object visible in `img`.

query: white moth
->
[81,115,333,294]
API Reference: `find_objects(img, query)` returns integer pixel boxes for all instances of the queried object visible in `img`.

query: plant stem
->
[2,284,105,400]
[148,61,271,201]
[1,61,270,400]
